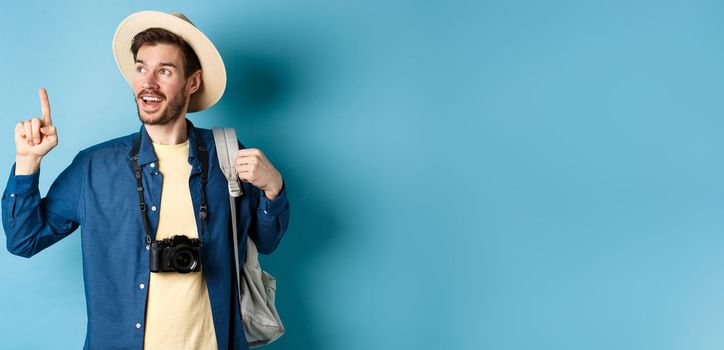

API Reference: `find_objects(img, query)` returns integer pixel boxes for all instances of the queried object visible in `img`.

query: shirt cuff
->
[259,180,288,216]
[5,163,40,197]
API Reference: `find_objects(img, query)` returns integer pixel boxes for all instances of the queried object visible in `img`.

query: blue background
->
[2,0,724,349]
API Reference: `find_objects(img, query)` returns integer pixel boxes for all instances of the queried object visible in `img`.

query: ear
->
[186,70,202,95]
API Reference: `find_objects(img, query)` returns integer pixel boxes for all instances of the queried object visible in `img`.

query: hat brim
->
[112,11,226,113]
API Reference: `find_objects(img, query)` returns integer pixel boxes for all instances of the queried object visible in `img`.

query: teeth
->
[142,96,162,102]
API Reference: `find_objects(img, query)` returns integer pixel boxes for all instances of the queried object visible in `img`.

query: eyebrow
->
[135,60,178,68]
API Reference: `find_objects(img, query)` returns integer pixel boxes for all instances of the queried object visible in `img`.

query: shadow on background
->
[219,46,339,349]
[223,52,293,118]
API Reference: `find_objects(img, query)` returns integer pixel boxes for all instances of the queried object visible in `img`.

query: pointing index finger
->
[39,88,52,126]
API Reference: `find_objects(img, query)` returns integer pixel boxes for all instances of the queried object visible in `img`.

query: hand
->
[236,148,283,199]
[15,88,58,158]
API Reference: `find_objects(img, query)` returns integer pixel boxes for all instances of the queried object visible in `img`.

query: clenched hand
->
[236,148,284,200]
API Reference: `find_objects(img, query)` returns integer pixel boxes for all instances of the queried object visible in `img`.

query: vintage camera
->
[149,235,202,273]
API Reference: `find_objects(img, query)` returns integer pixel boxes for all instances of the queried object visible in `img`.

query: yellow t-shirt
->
[143,140,218,350]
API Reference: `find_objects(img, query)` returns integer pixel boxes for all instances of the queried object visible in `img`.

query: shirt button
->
[264,210,268,214]
[9,193,15,198]
[146,245,150,251]
[151,206,157,212]
[136,323,142,329]
[139,283,145,289]
[150,163,155,168]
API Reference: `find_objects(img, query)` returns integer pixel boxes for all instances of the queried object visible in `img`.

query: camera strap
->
[130,121,209,246]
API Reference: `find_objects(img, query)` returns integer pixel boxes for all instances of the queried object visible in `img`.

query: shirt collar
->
[130,118,204,167]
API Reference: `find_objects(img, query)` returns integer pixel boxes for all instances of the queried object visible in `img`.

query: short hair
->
[130,27,202,78]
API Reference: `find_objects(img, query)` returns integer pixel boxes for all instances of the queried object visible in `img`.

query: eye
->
[159,68,171,76]
[136,66,146,73]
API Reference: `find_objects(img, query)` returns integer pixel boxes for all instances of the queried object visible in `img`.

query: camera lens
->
[172,248,198,273]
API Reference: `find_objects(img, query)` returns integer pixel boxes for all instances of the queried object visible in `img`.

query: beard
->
[135,89,189,126]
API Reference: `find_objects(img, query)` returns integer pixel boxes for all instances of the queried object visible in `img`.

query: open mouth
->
[139,94,165,110]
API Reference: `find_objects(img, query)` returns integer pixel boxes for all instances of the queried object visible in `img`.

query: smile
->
[139,94,165,110]
[142,96,163,102]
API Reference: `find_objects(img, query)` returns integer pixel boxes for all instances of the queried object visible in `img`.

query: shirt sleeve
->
[249,179,290,255]
[1,154,85,258]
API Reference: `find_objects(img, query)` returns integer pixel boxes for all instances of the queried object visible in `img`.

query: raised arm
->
[2,88,82,258]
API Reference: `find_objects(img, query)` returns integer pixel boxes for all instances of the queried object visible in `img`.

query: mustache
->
[137,90,166,100]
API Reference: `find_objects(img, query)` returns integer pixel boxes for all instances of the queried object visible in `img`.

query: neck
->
[144,116,188,145]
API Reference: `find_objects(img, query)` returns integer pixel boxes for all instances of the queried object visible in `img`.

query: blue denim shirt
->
[1,120,290,349]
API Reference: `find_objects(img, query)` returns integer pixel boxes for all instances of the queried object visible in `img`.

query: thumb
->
[40,125,57,135]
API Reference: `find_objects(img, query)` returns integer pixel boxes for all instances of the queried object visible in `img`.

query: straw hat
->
[112,11,226,112]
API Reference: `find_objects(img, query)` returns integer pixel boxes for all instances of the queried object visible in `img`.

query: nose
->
[142,74,158,90]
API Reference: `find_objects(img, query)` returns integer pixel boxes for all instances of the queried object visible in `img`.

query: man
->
[1,11,289,350]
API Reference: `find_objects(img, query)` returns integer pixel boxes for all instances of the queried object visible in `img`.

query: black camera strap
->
[130,122,209,246]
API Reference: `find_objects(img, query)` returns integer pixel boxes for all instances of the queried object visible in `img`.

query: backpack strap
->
[212,127,245,320]
[213,128,243,197]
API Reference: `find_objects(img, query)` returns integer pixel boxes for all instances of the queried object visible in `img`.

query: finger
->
[237,164,255,173]
[23,121,32,146]
[41,125,58,145]
[31,118,41,145]
[237,148,262,157]
[39,88,52,126]
[238,172,252,183]
[16,122,25,137]
[236,155,259,166]
[237,163,254,181]
[40,125,56,135]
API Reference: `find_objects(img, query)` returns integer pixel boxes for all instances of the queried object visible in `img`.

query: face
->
[132,43,201,125]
